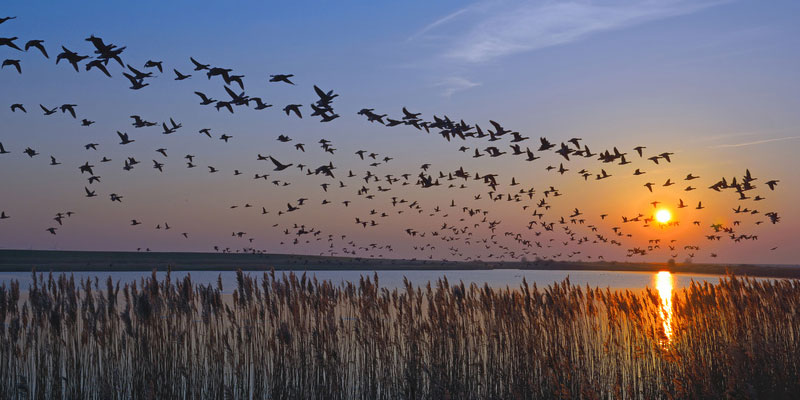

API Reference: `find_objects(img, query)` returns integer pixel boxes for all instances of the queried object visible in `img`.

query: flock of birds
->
[0,15,783,264]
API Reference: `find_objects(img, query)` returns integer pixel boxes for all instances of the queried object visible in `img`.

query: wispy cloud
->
[710,136,800,148]
[436,76,481,97]
[414,0,727,63]
[408,6,478,41]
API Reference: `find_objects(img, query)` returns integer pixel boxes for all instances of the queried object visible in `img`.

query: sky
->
[0,0,798,264]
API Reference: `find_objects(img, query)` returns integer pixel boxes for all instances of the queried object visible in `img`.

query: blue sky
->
[1,0,798,264]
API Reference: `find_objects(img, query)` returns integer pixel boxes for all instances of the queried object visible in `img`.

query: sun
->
[655,209,672,224]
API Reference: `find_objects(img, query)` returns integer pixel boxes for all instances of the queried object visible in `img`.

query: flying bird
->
[24,39,48,58]
[270,74,294,84]
[2,59,21,74]
[117,131,134,145]
[269,156,292,171]
[173,69,191,80]
[0,37,22,51]
[283,104,302,118]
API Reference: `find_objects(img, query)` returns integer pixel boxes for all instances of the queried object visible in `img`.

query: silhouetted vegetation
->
[1,269,798,398]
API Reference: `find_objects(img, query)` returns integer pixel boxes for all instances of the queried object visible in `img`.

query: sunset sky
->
[1,0,798,264]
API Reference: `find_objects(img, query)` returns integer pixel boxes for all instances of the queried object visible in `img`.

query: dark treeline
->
[2,249,800,279]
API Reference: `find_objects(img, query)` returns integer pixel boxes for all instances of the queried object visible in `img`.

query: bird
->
[190,57,209,70]
[250,97,271,110]
[538,137,556,151]
[283,104,302,118]
[24,39,48,58]
[0,16,17,25]
[194,91,216,105]
[173,69,191,80]
[0,37,22,51]
[85,59,111,77]
[117,131,134,145]
[766,180,779,190]
[56,46,89,72]
[269,156,292,171]
[79,162,94,174]
[270,74,294,84]
[144,60,163,72]
[10,104,25,113]
[0,142,8,154]
[60,104,77,118]
[2,59,21,74]
[313,85,338,104]
[40,104,57,115]
[123,72,148,89]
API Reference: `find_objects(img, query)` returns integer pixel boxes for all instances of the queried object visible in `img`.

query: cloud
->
[414,0,727,63]
[710,136,800,148]
[436,76,481,97]
[408,6,477,41]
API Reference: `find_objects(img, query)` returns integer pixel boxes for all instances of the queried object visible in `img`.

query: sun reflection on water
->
[655,271,674,343]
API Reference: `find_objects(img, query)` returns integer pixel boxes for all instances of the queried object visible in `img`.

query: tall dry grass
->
[0,269,798,399]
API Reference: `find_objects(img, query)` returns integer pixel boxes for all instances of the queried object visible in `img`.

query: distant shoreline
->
[1,249,798,279]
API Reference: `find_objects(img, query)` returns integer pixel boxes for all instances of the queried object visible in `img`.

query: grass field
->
[0,269,798,398]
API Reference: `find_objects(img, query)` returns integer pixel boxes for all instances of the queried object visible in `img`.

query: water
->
[0,269,730,293]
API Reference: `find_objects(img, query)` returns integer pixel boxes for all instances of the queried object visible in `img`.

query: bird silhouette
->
[40,104,57,115]
[85,60,111,77]
[173,69,191,80]
[24,39,48,58]
[56,47,88,72]
[117,131,134,145]
[270,74,294,84]
[269,156,292,171]
[2,59,21,74]
[0,37,21,51]
[283,104,302,118]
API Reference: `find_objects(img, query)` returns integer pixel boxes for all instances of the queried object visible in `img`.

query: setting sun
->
[655,209,672,224]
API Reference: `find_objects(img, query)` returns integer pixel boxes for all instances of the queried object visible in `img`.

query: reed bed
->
[0,269,798,399]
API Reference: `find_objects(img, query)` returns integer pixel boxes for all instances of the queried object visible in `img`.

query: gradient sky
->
[1,0,798,264]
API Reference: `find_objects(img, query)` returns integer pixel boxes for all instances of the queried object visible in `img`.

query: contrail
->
[711,136,800,148]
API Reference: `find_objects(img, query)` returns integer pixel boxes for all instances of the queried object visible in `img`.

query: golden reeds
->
[0,269,798,399]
